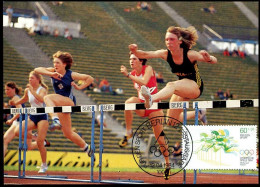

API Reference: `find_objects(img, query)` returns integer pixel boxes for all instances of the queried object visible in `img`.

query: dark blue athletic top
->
[51,69,76,104]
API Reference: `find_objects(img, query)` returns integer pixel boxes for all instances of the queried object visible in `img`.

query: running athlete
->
[129,26,217,125]
[4,82,26,157]
[10,71,49,173]
[34,51,95,160]
[119,52,171,180]
[4,82,49,159]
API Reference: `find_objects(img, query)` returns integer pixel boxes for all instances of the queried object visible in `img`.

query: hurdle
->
[98,101,190,183]
[3,99,258,184]
[3,105,147,184]
[4,105,98,183]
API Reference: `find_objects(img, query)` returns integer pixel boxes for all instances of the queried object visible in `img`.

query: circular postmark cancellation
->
[131,116,193,178]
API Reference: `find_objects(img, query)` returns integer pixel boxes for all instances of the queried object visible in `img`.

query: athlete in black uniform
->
[129,26,217,125]
[129,25,217,180]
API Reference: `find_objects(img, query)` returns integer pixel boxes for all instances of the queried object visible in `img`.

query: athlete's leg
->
[151,79,200,102]
[44,94,86,149]
[149,110,170,167]
[14,117,38,150]
[119,97,145,147]
[167,94,204,124]
[36,120,49,164]
[124,97,145,136]
[3,123,17,157]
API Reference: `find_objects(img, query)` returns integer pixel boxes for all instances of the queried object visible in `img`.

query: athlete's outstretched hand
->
[120,65,128,77]
[129,44,138,53]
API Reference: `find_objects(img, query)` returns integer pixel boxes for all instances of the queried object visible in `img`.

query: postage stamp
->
[131,116,193,177]
[184,125,257,170]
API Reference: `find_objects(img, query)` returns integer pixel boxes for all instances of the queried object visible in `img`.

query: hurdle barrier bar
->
[4,99,257,115]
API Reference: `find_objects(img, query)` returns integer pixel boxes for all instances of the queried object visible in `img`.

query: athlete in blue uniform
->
[34,51,95,160]
[11,71,50,173]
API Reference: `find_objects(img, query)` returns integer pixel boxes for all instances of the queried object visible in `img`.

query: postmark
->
[131,116,193,178]
[185,125,257,170]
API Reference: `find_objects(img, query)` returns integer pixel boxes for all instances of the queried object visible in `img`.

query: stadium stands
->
[3,2,258,154]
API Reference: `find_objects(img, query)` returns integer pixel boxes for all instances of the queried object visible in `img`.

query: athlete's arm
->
[27,84,47,103]
[71,72,94,90]
[121,65,153,86]
[129,44,168,60]
[6,96,23,125]
[9,88,29,106]
[188,50,217,64]
[34,67,63,80]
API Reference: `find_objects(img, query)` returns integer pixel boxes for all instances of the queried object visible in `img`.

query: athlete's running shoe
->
[141,85,153,109]
[164,167,171,180]
[37,164,48,174]
[48,119,62,131]
[199,109,208,125]
[85,145,96,162]
[44,139,51,147]
[118,133,133,148]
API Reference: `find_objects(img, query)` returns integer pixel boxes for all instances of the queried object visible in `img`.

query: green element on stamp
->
[195,129,238,154]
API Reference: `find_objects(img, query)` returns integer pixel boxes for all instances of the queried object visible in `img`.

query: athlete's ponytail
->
[5,82,22,95]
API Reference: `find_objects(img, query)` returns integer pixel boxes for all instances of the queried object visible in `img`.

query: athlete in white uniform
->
[11,71,49,173]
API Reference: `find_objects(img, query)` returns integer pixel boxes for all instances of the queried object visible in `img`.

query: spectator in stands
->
[99,78,113,93]
[64,28,73,40]
[215,88,225,100]
[52,1,63,6]
[224,89,233,100]
[42,25,50,36]
[136,2,141,10]
[172,142,182,157]
[156,72,164,83]
[6,5,13,27]
[141,2,152,11]
[53,28,60,37]
[91,78,101,92]
[231,48,239,57]
[95,112,107,128]
[33,23,42,35]
[238,48,246,59]
[201,5,216,14]
[223,48,230,56]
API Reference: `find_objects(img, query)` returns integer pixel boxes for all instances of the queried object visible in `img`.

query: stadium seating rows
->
[3,2,258,154]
